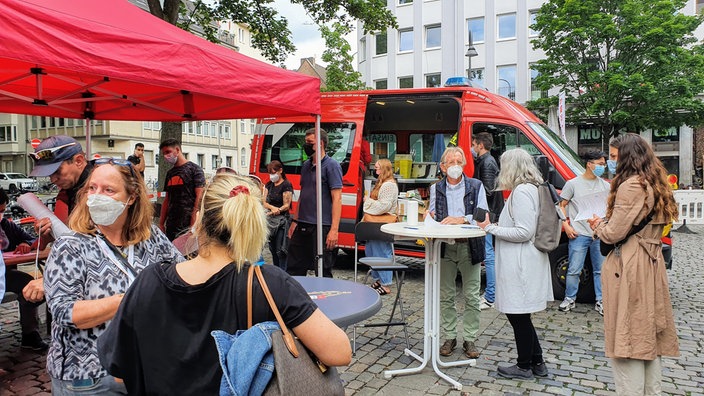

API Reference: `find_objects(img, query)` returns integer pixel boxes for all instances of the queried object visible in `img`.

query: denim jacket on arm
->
[211,321,280,396]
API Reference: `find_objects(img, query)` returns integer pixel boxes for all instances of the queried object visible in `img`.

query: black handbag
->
[247,265,345,396]
[599,211,654,256]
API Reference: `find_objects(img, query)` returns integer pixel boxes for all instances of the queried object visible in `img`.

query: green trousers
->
[439,242,481,341]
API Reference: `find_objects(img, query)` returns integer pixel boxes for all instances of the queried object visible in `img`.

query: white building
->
[357,0,704,185]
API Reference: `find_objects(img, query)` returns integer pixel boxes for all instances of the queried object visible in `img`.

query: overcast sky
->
[273,0,356,70]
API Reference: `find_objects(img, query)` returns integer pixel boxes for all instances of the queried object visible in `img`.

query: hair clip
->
[229,185,250,197]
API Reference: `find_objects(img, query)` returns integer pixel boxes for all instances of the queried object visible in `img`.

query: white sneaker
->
[595,300,604,316]
[479,296,494,310]
[558,297,576,312]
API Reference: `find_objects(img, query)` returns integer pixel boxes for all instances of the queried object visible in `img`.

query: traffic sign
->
[30,138,41,149]
[92,153,102,160]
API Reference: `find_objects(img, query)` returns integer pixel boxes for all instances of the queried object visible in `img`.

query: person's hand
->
[564,223,578,239]
[440,216,465,225]
[23,279,45,303]
[424,211,435,220]
[34,217,52,239]
[476,213,491,230]
[326,229,338,250]
[13,242,31,254]
[587,215,603,231]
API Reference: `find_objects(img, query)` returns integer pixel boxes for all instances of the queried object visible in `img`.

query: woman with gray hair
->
[477,148,553,379]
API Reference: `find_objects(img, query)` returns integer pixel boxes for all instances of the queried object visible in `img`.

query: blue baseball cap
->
[28,135,83,177]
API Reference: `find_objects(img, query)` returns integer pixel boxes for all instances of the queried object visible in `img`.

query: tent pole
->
[85,118,91,158]
[315,116,323,277]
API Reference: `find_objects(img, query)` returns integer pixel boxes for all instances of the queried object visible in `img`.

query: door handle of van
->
[342,181,355,187]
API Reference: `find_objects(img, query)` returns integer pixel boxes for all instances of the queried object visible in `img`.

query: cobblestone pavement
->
[1,225,703,395]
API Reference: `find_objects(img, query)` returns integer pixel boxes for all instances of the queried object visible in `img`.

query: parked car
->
[0,172,39,193]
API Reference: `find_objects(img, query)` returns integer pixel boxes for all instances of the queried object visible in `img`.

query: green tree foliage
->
[321,22,365,91]
[529,0,704,140]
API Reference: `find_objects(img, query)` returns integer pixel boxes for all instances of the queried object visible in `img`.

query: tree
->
[529,0,704,140]
[321,22,366,91]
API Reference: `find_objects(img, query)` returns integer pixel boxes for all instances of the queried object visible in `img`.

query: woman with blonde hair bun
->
[99,173,351,395]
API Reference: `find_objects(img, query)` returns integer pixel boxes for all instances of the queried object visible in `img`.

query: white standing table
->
[380,222,485,391]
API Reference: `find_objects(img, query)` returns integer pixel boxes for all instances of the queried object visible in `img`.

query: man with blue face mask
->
[558,150,610,315]
[427,146,488,359]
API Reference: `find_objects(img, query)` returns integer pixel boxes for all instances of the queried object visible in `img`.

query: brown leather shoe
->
[463,340,480,358]
[439,339,457,356]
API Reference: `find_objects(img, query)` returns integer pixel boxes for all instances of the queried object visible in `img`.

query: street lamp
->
[466,31,478,81]
[499,78,515,100]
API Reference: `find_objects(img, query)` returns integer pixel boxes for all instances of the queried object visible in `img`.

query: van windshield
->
[259,122,355,175]
[527,122,585,175]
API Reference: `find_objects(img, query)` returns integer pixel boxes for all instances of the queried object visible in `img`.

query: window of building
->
[530,65,548,100]
[143,121,150,130]
[240,119,246,134]
[399,76,414,88]
[226,156,233,168]
[195,121,203,136]
[497,65,517,100]
[250,120,255,134]
[375,79,388,89]
[67,119,74,127]
[212,155,219,169]
[529,10,539,37]
[426,73,442,88]
[497,13,517,40]
[698,0,704,14]
[425,25,441,48]
[359,38,366,62]
[470,68,485,87]
[204,122,210,136]
[197,153,204,168]
[40,117,47,128]
[152,121,161,130]
[49,118,56,128]
[240,148,247,167]
[399,28,414,52]
[224,125,231,139]
[0,125,17,142]
[375,32,387,55]
[238,28,245,43]
[399,0,413,4]
[211,122,217,137]
[467,17,484,43]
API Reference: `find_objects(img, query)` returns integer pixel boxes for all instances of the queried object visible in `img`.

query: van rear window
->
[259,122,355,175]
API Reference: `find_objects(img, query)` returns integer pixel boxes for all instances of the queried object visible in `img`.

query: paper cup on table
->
[407,200,419,226]
[17,193,72,239]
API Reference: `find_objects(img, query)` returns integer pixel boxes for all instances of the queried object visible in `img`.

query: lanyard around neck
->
[95,236,136,285]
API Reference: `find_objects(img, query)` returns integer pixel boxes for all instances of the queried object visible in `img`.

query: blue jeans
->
[365,240,393,286]
[50,375,127,395]
[483,234,496,303]
[565,235,603,301]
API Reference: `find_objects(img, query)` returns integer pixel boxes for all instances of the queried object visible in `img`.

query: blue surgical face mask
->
[607,160,617,174]
[592,164,606,177]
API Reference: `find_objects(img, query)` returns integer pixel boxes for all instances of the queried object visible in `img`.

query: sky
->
[272,0,356,70]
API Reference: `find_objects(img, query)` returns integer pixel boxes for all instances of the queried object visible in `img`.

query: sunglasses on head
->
[94,158,137,179]
[29,142,77,161]
[215,166,238,175]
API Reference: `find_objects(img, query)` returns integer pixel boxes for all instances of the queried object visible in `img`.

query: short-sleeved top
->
[164,161,206,237]
[44,226,183,381]
[1,218,36,252]
[560,175,610,236]
[127,155,144,178]
[265,179,294,212]
[297,156,343,225]
[98,262,317,396]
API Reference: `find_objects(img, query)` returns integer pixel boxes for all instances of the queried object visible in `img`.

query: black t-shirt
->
[98,262,317,396]
[265,179,293,212]
[164,161,205,239]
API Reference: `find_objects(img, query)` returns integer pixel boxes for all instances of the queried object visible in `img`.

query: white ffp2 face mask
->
[269,173,280,183]
[87,194,128,226]
[447,165,464,179]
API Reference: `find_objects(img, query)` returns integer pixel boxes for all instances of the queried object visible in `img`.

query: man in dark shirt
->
[0,188,47,351]
[127,142,146,178]
[287,128,343,278]
[159,138,206,241]
[25,135,93,305]
[472,131,502,310]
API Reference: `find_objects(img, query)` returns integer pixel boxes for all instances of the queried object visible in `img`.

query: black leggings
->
[505,313,544,369]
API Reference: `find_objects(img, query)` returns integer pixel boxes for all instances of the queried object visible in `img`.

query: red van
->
[250,83,672,302]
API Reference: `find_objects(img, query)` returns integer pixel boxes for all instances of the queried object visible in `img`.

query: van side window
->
[409,133,451,162]
[472,122,540,160]
[259,122,355,175]
[368,133,397,160]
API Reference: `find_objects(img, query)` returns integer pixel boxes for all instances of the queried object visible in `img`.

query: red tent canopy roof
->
[0,0,321,120]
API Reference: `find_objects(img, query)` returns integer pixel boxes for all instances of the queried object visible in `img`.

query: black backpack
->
[508,182,564,253]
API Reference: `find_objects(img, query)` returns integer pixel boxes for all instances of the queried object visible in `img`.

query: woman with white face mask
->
[262,160,293,270]
[43,159,183,395]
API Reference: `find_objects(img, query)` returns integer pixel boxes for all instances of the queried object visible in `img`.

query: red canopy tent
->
[0,0,321,121]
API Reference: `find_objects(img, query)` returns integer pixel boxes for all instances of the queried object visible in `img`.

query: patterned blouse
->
[44,225,184,381]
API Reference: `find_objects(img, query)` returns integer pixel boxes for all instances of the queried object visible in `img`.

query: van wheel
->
[8,184,18,194]
[549,243,596,303]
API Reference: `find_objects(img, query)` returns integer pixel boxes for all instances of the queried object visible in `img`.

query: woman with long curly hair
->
[588,133,679,395]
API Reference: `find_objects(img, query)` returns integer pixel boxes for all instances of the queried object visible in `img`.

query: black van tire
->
[549,243,597,303]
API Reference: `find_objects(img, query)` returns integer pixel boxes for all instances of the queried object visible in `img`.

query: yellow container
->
[396,154,412,178]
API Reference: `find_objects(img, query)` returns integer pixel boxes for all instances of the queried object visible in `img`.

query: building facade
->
[357,0,704,186]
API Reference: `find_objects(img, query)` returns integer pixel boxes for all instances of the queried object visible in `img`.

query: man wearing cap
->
[23,135,92,304]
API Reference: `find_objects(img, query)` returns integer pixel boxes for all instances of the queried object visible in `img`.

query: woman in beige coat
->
[589,133,679,395]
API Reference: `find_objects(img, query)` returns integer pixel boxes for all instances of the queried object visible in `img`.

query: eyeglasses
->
[215,166,238,175]
[94,158,137,179]
[28,142,77,161]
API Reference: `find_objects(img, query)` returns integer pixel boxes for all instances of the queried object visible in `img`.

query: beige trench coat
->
[594,176,679,360]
